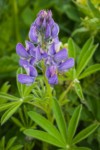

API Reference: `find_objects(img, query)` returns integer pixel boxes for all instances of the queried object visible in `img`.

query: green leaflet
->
[6,137,17,150]
[0,102,20,112]
[79,64,100,79]
[73,147,91,150]
[76,37,98,76]
[16,67,26,97]
[73,123,99,144]
[24,129,65,148]
[23,82,37,97]
[68,38,80,59]
[0,92,20,101]
[1,101,22,125]
[52,99,67,143]
[77,38,94,64]
[10,145,23,150]
[67,105,82,144]
[11,117,23,128]
[74,81,84,100]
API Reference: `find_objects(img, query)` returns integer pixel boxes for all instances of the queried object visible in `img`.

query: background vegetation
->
[0,0,100,150]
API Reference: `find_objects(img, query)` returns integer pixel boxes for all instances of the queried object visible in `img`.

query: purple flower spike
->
[29,26,38,43]
[18,74,34,84]
[46,66,58,85]
[16,43,29,58]
[54,48,68,62]
[16,10,74,85]
[58,58,74,72]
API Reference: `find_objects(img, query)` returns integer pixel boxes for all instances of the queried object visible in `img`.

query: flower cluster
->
[16,10,74,85]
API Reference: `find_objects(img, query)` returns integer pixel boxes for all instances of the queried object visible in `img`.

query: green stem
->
[59,81,73,104]
[12,0,21,42]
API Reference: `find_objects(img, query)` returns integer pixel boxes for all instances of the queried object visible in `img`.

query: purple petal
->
[48,43,56,55]
[16,43,29,58]
[54,48,68,62]
[51,23,59,38]
[40,48,48,58]
[58,58,74,72]
[29,57,36,65]
[45,24,51,39]
[25,40,35,52]
[29,26,38,43]
[46,66,57,78]
[48,18,54,27]
[19,59,29,67]
[25,66,37,77]
[35,17,42,28]
[45,56,53,66]
[42,18,46,28]
[30,48,36,57]
[36,47,42,61]
[47,10,52,18]
[46,67,51,78]
[18,74,34,84]
[48,74,58,85]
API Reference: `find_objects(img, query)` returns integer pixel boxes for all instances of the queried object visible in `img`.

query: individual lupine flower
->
[16,41,35,66]
[45,45,74,85]
[16,41,38,84]
[18,65,37,84]
[16,40,47,66]
[46,66,58,85]
[29,10,59,50]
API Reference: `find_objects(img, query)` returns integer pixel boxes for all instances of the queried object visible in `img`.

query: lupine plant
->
[0,8,100,150]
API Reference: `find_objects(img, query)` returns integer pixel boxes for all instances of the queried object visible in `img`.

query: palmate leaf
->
[72,123,99,144]
[79,64,100,79]
[1,101,22,125]
[24,129,65,148]
[67,105,82,144]
[28,111,65,145]
[52,99,67,143]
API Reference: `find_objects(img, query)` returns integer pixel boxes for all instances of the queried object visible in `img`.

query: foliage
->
[0,0,100,150]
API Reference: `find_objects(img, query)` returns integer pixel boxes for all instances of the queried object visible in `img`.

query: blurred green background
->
[0,0,100,149]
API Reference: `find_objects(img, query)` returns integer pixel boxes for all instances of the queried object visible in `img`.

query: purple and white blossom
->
[16,10,74,85]
[45,43,74,84]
